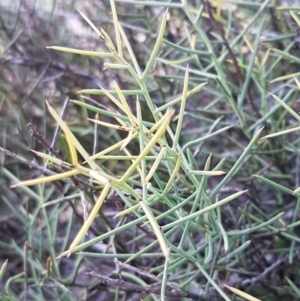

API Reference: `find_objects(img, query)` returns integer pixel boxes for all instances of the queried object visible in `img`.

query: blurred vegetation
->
[1,1,300,301]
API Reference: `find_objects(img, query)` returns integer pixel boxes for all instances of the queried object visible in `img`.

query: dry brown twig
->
[84,270,210,301]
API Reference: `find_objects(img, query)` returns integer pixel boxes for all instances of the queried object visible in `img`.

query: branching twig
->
[28,122,61,158]
[84,271,210,301]
[241,257,285,285]
[0,146,93,190]
[114,259,159,281]
[0,146,58,177]
[218,253,296,290]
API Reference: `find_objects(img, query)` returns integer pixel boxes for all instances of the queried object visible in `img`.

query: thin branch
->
[114,259,159,281]
[28,122,61,159]
[84,271,210,301]
[205,238,222,294]
[242,256,286,285]
[0,146,58,177]
[0,146,92,190]
[41,193,81,208]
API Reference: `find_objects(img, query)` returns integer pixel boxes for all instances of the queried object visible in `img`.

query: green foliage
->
[1,0,300,300]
